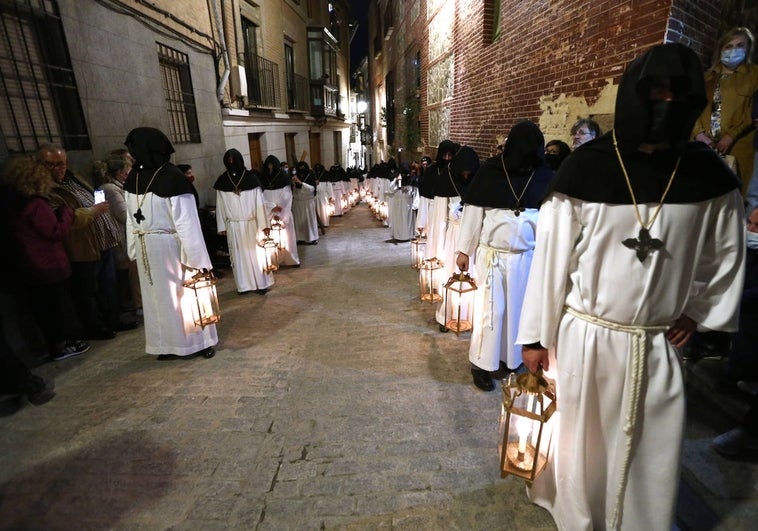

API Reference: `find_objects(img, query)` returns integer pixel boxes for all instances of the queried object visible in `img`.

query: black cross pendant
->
[622,228,664,262]
[512,202,525,217]
[134,208,145,224]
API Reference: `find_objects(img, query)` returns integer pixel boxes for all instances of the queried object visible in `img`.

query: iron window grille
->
[0,0,90,158]
[157,42,200,144]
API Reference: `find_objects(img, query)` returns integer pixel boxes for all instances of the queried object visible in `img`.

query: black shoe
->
[439,324,449,333]
[85,327,116,340]
[157,354,179,361]
[256,288,269,295]
[114,320,139,331]
[309,240,318,245]
[471,367,495,392]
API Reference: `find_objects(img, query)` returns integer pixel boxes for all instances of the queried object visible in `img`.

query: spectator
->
[570,117,601,149]
[37,144,135,340]
[544,139,571,171]
[2,157,90,360]
[693,26,758,194]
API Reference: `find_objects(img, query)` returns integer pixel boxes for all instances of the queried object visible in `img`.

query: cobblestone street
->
[0,203,755,530]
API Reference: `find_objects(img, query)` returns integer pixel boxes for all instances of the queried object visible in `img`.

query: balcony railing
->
[287,73,309,113]
[240,52,280,110]
[310,79,339,118]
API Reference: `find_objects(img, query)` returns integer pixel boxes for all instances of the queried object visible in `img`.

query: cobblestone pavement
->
[0,203,755,530]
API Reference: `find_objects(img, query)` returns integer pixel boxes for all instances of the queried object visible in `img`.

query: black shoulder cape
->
[464,156,554,209]
[548,135,740,204]
[213,169,262,192]
[124,163,196,198]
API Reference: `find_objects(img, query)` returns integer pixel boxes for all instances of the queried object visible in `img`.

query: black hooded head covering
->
[464,120,553,209]
[123,127,194,198]
[295,160,316,189]
[549,43,740,204]
[450,145,480,178]
[614,42,707,154]
[426,140,467,197]
[213,148,261,192]
[261,154,291,190]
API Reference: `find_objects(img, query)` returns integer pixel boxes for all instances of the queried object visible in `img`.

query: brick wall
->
[370,0,724,161]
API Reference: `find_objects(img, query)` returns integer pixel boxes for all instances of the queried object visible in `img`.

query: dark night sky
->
[348,0,370,75]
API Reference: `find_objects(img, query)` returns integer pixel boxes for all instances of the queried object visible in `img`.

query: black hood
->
[124,127,174,168]
[501,120,545,171]
[435,140,461,165]
[261,154,290,190]
[614,42,707,154]
[223,149,246,176]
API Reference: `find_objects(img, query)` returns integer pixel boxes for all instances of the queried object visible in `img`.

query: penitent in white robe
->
[387,182,416,241]
[316,180,333,227]
[331,180,345,216]
[126,192,218,356]
[457,205,537,371]
[215,187,273,293]
[291,182,319,243]
[262,187,300,266]
[516,191,745,531]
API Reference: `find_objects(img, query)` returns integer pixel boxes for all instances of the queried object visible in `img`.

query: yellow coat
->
[692,62,758,194]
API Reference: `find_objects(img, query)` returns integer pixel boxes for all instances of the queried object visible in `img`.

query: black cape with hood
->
[428,140,468,197]
[464,120,553,209]
[123,127,195,198]
[548,43,739,205]
[213,149,262,192]
[295,161,317,193]
[261,155,291,190]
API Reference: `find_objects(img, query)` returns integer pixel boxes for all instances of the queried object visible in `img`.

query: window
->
[285,43,295,109]
[157,43,200,143]
[385,71,395,145]
[0,0,90,158]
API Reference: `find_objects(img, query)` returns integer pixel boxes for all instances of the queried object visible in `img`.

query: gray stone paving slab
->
[0,202,755,530]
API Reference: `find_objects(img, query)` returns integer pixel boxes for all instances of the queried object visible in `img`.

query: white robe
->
[415,195,433,236]
[215,187,273,293]
[517,191,745,531]
[331,180,345,216]
[387,181,415,241]
[457,205,537,371]
[291,182,319,243]
[316,181,333,227]
[262,187,300,266]
[126,192,218,356]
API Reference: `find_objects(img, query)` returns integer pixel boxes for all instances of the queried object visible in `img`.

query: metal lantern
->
[410,236,426,270]
[270,216,285,249]
[183,267,221,329]
[328,197,336,217]
[498,369,557,485]
[418,257,443,303]
[442,271,477,334]
[257,227,279,273]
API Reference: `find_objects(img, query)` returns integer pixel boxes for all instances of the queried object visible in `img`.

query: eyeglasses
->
[573,129,593,136]
[43,161,67,169]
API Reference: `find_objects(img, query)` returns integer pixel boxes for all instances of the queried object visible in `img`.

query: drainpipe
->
[211,0,230,104]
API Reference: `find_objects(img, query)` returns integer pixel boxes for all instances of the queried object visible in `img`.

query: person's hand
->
[456,252,469,272]
[695,132,714,148]
[666,314,697,348]
[218,231,226,236]
[522,346,550,373]
[90,202,109,217]
[272,206,282,214]
[715,134,734,155]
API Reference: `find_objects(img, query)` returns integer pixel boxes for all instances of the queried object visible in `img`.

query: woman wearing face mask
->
[693,27,758,194]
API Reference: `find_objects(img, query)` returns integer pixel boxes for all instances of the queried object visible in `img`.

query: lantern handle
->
[516,367,552,395]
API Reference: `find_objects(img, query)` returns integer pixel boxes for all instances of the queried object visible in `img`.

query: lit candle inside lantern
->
[517,417,530,460]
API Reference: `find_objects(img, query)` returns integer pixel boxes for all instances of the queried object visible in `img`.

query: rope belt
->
[480,244,529,334]
[226,217,253,222]
[134,229,177,285]
[564,306,670,530]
